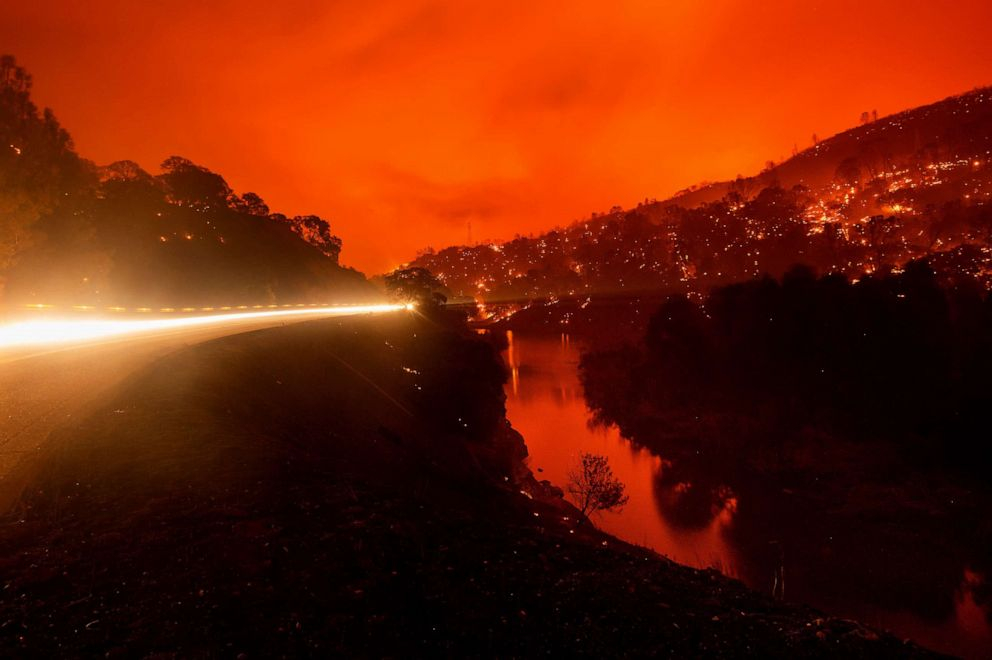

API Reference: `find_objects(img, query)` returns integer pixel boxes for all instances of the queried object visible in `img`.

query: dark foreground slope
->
[0,315,936,657]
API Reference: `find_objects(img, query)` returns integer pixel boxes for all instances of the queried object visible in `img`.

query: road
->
[0,304,407,511]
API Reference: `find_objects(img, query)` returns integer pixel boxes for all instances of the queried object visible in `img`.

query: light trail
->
[0,303,412,350]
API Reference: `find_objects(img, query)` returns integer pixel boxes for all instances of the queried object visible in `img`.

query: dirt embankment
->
[0,315,940,657]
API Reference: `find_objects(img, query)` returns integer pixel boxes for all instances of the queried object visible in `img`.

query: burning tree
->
[567,453,629,521]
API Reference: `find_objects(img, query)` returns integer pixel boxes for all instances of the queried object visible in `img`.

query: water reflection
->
[503,330,739,574]
[502,331,992,659]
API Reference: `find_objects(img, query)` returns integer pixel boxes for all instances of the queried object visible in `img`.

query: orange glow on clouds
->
[3,1,992,272]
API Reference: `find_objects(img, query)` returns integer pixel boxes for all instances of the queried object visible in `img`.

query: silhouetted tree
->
[0,54,90,278]
[567,453,629,520]
[236,192,269,216]
[384,267,447,308]
[158,156,232,210]
[100,160,153,184]
[279,214,342,262]
[98,160,163,205]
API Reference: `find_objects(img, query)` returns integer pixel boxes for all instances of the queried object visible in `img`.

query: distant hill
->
[0,55,374,309]
[408,87,992,301]
[667,86,992,207]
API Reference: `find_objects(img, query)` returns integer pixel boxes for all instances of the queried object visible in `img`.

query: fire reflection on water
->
[501,330,992,659]
[502,331,740,575]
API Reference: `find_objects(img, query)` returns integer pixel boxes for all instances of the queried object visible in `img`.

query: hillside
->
[678,86,992,204]
[2,161,373,308]
[0,55,374,309]
[408,87,992,302]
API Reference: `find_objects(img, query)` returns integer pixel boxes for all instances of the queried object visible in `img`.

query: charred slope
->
[0,315,938,657]
[408,87,992,301]
[668,86,992,208]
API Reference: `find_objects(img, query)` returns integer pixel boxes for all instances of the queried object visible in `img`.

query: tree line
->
[1,55,355,306]
[580,261,992,475]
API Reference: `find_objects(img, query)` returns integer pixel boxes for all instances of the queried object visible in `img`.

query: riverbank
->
[506,329,991,657]
[0,314,937,656]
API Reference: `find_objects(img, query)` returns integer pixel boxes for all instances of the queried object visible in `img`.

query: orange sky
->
[4,0,992,273]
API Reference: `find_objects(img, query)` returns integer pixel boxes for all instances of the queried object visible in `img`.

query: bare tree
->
[567,453,629,521]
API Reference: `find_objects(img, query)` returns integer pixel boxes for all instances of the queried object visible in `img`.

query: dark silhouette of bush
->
[384,267,448,308]
[581,262,992,474]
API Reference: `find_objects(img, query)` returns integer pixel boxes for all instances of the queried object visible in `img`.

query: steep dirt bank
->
[0,315,938,657]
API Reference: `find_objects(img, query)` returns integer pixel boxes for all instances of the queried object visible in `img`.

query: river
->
[502,330,992,659]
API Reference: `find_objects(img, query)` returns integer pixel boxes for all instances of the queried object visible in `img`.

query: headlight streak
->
[0,304,409,350]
